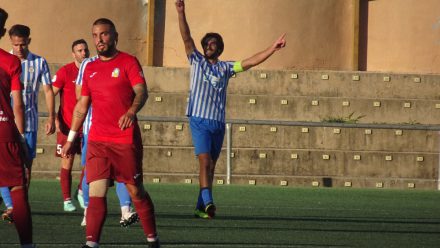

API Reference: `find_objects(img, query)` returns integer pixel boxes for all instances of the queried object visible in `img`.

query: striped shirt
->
[186,49,236,123]
[15,51,52,132]
[76,56,98,134]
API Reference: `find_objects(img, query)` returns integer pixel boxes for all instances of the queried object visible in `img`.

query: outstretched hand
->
[272,33,287,51]
[175,0,185,12]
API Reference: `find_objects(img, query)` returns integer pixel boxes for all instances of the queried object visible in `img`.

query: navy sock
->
[200,187,213,206]
[196,191,204,210]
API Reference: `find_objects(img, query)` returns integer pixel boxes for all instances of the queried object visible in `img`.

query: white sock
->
[121,205,130,218]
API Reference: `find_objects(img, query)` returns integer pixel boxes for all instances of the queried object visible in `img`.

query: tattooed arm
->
[61,95,90,157]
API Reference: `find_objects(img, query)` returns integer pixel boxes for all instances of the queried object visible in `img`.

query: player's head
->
[0,8,8,39]
[71,39,90,65]
[92,18,118,58]
[201,32,224,60]
[9,24,31,60]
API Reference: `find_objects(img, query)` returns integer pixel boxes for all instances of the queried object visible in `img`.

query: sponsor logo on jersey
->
[90,72,97,78]
[28,67,34,73]
[112,68,120,78]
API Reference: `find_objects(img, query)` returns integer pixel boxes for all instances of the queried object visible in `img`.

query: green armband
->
[233,61,244,73]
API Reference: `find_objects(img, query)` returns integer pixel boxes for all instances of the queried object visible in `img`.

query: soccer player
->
[76,56,139,228]
[61,18,159,248]
[1,23,56,222]
[0,8,35,248]
[175,0,286,219]
[52,39,90,212]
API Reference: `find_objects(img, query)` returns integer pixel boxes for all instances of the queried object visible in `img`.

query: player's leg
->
[24,131,36,187]
[83,141,111,248]
[116,182,139,227]
[85,179,109,248]
[76,167,86,209]
[60,156,76,211]
[0,186,13,222]
[80,134,89,226]
[125,183,159,246]
[0,142,34,247]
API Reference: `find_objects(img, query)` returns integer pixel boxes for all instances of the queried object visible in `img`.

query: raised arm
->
[175,0,196,56]
[118,83,148,130]
[241,33,286,71]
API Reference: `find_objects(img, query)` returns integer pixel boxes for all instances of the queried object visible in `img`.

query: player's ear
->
[115,32,118,45]
[27,37,32,45]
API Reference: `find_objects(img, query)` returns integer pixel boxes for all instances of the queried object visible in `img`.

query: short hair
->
[0,8,8,30]
[9,24,30,38]
[201,33,224,56]
[93,18,116,33]
[71,39,87,51]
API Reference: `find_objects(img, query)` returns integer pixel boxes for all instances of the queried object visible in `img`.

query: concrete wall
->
[364,0,440,73]
[160,0,356,70]
[0,0,148,64]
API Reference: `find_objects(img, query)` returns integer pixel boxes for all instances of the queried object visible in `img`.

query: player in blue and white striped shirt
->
[1,24,55,223]
[176,0,286,219]
[75,56,139,228]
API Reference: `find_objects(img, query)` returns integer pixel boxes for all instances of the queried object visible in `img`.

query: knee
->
[126,183,145,200]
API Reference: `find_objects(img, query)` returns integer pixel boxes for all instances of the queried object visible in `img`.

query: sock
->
[78,168,85,191]
[10,187,32,245]
[132,192,157,239]
[116,182,131,207]
[85,241,98,248]
[86,197,107,243]
[200,187,213,206]
[0,187,13,208]
[60,168,72,201]
[82,171,89,207]
[121,205,130,218]
[196,191,204,210]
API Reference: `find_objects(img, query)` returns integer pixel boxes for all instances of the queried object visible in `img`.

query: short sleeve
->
[41,59,52,85]
[188,49,204,65]
[10,56,22,91]
[81,68,91,97]
[126,57,146,87]
[52,67,66,89]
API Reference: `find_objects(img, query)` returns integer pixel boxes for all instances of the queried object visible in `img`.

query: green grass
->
[1,180,440,247]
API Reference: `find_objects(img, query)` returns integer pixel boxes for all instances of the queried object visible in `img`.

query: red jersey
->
[0,48,22,142]
[53,62,80,134]
[81,52,146,144]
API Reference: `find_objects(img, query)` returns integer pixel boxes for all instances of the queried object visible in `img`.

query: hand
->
[175,0,185,13]
[61,141,73,158]
[272,33,286,51]
[19,139,32,169]
[118,111,135,130]
[25,167,32,188]
[45,116,56,135]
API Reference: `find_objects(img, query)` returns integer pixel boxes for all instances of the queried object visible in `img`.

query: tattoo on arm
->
[74,110,86,119]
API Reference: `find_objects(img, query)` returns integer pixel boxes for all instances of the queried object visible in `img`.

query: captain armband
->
[233,61,244,73]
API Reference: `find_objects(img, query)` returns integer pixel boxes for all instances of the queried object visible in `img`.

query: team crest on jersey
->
[28,67,34,73]
[111,68,120,78]
[51,75,57,82]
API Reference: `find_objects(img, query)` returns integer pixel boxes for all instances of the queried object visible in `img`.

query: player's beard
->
[97,42,117,58]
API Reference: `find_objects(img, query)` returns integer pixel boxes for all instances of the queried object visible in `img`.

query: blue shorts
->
[81,134,88,166]
[25,131,37,159]
[189,116,225,161]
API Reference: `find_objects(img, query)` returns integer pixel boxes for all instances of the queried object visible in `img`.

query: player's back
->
[0,48,22,142]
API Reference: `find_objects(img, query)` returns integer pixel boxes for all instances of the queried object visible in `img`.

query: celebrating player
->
[61,18,159,248]
[52,39,90,212]
[175,0,286,219]
[0,8,35,248]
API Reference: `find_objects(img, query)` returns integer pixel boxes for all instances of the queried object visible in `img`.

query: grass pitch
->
[0,180,440,247]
